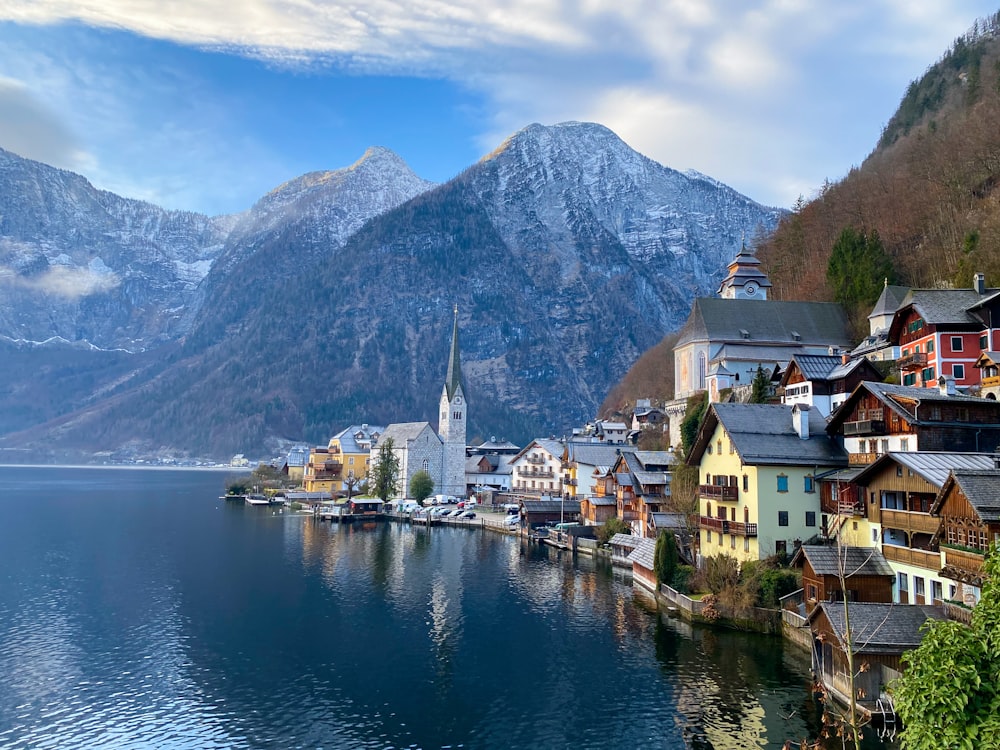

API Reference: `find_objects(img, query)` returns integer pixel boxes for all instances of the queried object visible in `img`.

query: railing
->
[880,509,941,535]
[526,455,546,465]
[698,484,738,500]
[843,420,886,437]
[898,352,928,370]
[943,600,974,625]
[882,545,941,569]
[848,452,879,465]
[621,511,639,521]
[517,468,554,478]
[982,374,1000,388]
[699,516,758,536]
[942,545,985,575]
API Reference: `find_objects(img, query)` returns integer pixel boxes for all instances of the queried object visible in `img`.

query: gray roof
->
[786,354,844,381]
[696,403,847,467]
[616,473,634,486]
[899,288,994,326]
[587,495,617,506]
[869,284,910,321]
[797,545,894,578]
[566,442,635,467]
[853,451,997,489]
[948,470,1000,522]
[633,470,669,488]
[609,533,639,549]
[829,381,997,431]
[651,512,687,530]
[379,421,439,446]
[627,537,657,570]
[332,424,386,453]
[632,451,676,469]
[475,438,520,452]
[444,308,464,401]
[675,298,851,348]
[817,603,944,654]
[521,499,581,514]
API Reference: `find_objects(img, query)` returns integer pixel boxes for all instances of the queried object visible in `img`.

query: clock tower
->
[438,306,467,498]
[717,242,772,300]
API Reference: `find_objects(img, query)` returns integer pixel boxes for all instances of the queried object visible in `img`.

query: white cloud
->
[0,264,120,299]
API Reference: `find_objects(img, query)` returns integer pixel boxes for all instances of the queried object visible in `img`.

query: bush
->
[654,530,679,585]
[672,565,694,594]
[703,554,740,594]
[598,517,631,544]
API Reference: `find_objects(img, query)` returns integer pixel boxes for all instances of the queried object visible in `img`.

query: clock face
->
[745,282,758,296]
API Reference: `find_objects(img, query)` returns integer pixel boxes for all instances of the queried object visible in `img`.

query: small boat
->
[219,493,245,501]
[245,493,270,506]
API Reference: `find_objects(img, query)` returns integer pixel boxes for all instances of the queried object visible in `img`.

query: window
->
[808,584,818,600]
[915,577,926,601]
[898,572,909,603]
[953,364,966,380]
[777,474,788,493]
[453,411,462,420]
[880,439,889,453]
[348,456,354,465]
[707,443,713,455]
[744,537,750,552]
[902,373,916,386]
[731,535,736,549]
[743,474,749,492]
[717,439,722,454]
[729,441,735,454]
[804,475,815,493]
[896,464,904,477]
[706,501,712,517]
[927,339,935,353]
[422,458,429,471]
[901,438,910,451]
[778,511,789,526]
[805,511,816,527]
[775,540,787,556]
[718,532,722,546]
[951,336,964,352]
[981,335,988,350]
[929,406,941,420]
[873,528,878,542]
[706,530,712,543]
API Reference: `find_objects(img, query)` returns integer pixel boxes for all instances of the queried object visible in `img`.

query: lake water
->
[0,467,891,749]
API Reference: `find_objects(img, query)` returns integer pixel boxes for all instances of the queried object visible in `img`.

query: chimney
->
[975,272,986,295]
[792,404,810,439]
[841,353,849,365]
[938,375,957,396]
[993,450,1000,470]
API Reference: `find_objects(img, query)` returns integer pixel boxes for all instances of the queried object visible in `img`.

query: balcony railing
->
[698,484,738,500]
[848,452,879,466]
[898,352,928,370]
[942,545,985,575]
[699,516,758,537]
[880,508,941,536]
[982,374,1000,388]
[843,420,886,437]
[882,545,941,570]
[526,455,546,465]
[518,468,554,478]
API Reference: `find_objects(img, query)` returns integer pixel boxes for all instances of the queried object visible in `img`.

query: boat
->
[245,493,270,506]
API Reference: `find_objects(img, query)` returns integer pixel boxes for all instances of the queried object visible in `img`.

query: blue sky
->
[0,2,997,216]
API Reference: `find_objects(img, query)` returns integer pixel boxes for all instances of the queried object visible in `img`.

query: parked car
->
[461,510,476,519]
[505,515,520,526]
[448,509,464,518]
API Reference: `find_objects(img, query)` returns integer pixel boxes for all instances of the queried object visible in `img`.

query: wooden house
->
[519,498,581,528]
[778,353,882,417]
[580,495,617,526]
[931,468,1000,604]
[809,602,944,716]
[793,545,894,611]
[627,537,658,592]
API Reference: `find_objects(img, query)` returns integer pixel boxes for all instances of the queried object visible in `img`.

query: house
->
[832,451,997,605]
[888,274,1000,390]
[580,495,617,526]
[571,420,629,444]
[609,532,640,568]
[608,449,674,537]
[563,442,636,502]
[373,422,442,499]
[850,282,911,362]
[627,537,658,592]
[974,351,1000,399]
[304,424,384,495]
[688,402,847,562]
[825,379,1000,465]
[465,452,513,494]
[519,497,581,528]
[509,439,564,496]
[631,399,666,431]
[809,602,944,716]
[792,545,894,612]
[778,353,882,418]
[931,467,1000,606]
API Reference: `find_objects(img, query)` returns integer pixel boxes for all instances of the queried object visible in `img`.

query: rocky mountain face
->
[0,124,782,461]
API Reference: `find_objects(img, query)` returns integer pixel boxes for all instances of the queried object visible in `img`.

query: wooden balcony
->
[699,516,758,536]
[882,545,941,570]
[698,484,738,501]
[843,420,886,437]
[880,509,941,536]
[982,374,1000,388]
[942,545,985,577]
[848,452,878,466]
[899,352,928,371]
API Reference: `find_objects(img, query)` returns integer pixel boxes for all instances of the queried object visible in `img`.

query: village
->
[252,245,1000,733]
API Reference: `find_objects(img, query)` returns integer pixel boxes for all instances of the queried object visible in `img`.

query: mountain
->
[0,123,782,461]
[756,13,1000,325]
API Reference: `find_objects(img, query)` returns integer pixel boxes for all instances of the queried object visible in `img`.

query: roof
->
[475,438,520,452]
[898,288,994,326]
[814,603,944,655]
[827,381,999,432]
[938,469,1000,521]
[378,421,439,446]
[868,284,910,321]
[691,402,847,468]
[785,354,844,381]
[633,470,669,488]
[566,442,635,467]
[852,451,998,489]
[586,495,617,506]
[651,512,687,530]
[512,438,564,462]
[796,545,894,578]
[632,450,676,469]
[609,533,639,549]
[331,424,386,453]
[521,499,582,515]
[675,298,851,349]
[444,307,464,401]
[616,473,634,486]
[627,537,657,570]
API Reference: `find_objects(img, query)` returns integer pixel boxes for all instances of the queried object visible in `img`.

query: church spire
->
[445,304,463,401]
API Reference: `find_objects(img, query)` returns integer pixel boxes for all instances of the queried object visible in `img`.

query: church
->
[370,308,467,500]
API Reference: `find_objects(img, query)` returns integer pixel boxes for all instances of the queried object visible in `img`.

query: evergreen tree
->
[369,437,400,503]
[654,529,679,586]
[827,227,896,311]
[750,366,770,403]
[409,469,434,506]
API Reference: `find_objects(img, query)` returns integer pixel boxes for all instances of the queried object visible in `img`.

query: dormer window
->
[791,331,801,341]
[740,329,750,339]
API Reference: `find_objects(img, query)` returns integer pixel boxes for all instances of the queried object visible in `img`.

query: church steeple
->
[717,238,772,300]
[445,304,464,401]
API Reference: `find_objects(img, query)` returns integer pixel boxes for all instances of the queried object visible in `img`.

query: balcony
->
[843,420,886,437]
[880,508,941,536]
[699,516,758,537]
[517,468,554,478]
[983,374,1000,388]
[698,484,738,501]
[882,545,941,570]
[942,545,985,578]
[848,452,879,466]
[526,455,546,465]
[898,352,928,371]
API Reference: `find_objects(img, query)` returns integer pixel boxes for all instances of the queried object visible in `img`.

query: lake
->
[0,466,892,749]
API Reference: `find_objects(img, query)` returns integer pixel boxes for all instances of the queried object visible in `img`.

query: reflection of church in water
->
[373,307,467,499]
[666,245,852,445]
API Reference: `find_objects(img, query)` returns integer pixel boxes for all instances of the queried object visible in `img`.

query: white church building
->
[370,308,467,499]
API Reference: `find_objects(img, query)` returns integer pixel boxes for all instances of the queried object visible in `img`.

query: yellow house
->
[687,403,847,563]
[302,424,384,496]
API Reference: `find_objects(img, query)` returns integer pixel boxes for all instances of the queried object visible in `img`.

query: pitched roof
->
[827,381,997,432]
[444,307,464,400]
[944,469,1000,521]
[796,545,894,578]
[692,403,847,467]
[521,499,581,514]
[609,533,639,549]
[852,451,998,489]
[586,495,617,506]
[379,421,439,445]
[785,354,844,381]
[632,450,676,469]
[868,284,910,321]
[898,288,993,326]
[627,537,657,570]
[512,438,564,462]
[332,424,387,453]
[675,298,851,348]
[815,603,944,655]
[566,442,635,467]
